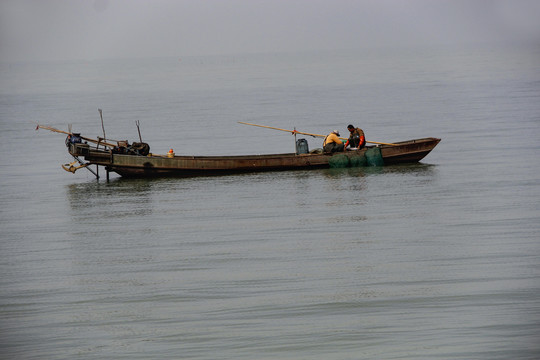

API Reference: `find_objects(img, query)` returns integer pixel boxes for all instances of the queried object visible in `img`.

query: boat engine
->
[127,142,150,156]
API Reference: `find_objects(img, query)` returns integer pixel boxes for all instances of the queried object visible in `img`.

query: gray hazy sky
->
[1,0,539,62]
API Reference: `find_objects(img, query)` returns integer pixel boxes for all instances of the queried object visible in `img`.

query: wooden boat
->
[38,124,440,179]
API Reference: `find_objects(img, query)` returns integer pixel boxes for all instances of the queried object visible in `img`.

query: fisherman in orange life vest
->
[323,130,344,153]
[344,124,366,150]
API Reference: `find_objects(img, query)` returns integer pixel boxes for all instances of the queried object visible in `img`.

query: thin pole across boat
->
[238,121,398,146]
[36,124,117,148]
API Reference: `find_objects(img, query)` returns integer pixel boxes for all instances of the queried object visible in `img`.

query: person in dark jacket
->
[344,124,366,150]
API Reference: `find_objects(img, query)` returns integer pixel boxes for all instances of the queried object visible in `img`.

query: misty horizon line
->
[1,40,534,65]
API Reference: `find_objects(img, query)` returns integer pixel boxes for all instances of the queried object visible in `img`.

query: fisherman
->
[344,124,366,150]
[323,130,344,153]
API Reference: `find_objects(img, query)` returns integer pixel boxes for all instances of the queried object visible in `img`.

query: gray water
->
[1,45,540,359]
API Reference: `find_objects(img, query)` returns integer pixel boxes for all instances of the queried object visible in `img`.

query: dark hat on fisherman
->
[347,124,354,129]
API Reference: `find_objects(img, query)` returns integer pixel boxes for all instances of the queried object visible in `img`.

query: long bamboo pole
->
[36,124,117,148]
[238,121,398,146]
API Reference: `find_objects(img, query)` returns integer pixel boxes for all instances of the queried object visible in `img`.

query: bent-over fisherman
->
[323,130,344,153]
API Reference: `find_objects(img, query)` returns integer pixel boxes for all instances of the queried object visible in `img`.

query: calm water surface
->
[1,46,540,359]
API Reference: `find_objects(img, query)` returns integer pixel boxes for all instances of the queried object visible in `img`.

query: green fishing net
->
[349,154,367,167]
[365,147,384,166]
[328,154,350,168]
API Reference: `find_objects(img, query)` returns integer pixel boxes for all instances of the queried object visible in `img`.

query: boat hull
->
[69,137,441,178]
